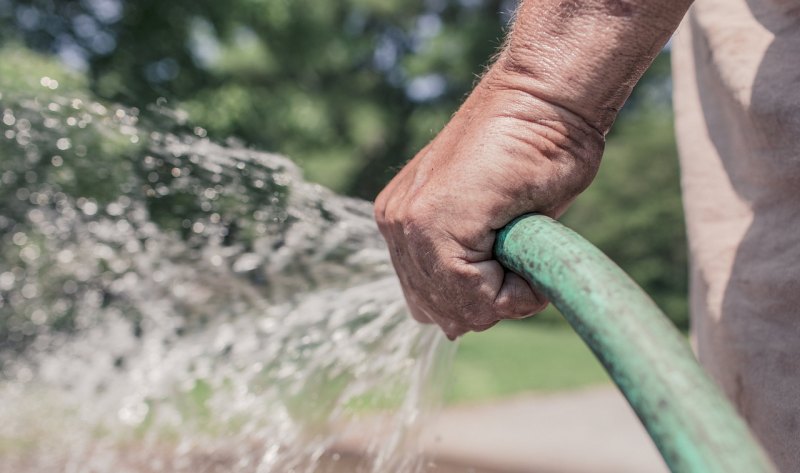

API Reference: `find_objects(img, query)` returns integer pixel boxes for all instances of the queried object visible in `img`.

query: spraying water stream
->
[0,71,456,472]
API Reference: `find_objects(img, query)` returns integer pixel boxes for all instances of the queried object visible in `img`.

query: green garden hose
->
[494,214,776,473]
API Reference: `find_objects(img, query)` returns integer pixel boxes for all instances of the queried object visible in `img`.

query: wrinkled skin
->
[375,0,690,339]
[374,65,604,339]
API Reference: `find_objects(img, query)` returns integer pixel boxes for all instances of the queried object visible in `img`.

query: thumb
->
[493,270,549,320]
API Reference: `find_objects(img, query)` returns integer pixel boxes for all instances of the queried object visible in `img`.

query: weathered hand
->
[376,0,689,339]
[374,67,604,339]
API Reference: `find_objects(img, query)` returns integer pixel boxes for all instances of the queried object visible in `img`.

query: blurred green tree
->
[563,106,688,328]
[0,1,688,325]
[0,0,521,196]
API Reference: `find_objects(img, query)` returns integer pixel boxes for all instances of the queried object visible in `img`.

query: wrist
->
[458,74,605,218]
[474,66,605,166]
[490,0,691,134]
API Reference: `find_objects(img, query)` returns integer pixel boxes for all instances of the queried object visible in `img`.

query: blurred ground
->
[338,386,669,473]
[448,318,610,403]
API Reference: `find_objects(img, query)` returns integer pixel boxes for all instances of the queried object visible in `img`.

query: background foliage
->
[0,0,688,327]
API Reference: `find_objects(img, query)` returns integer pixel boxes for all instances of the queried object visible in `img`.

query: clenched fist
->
[374,64,604,339]
[375,0,687,339]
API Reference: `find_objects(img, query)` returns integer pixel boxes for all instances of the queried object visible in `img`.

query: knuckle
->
[402,197,434,228]
[373,203,384,225]
[455,297,495,327]
[373,192,389,225]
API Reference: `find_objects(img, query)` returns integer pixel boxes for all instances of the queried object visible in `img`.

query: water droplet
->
[20,246,40,262]
[57,250,74,264]
[16,118,31,132]
[56,138,71,150]
[233,253,261,273]
[2,111,15,126]
[16,188,30,201]
[106,203,123,216]
[30,310,47,325]
[82,201,98,216]
[28,209,44,223]
[21,283,38,299]
[15,132,31,146]
[0,272,15,290]
[118,398,149,426]
[12,232,28,246]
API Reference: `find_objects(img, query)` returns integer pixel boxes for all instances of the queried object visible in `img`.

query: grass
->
[446,311,611,404]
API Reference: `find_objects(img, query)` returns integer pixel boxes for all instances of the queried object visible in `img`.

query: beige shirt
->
[672,1,800,470]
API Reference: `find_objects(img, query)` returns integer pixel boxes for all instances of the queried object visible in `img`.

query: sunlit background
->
[0,1,687,472]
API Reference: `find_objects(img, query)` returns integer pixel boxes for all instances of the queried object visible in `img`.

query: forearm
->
[488,0,692,134]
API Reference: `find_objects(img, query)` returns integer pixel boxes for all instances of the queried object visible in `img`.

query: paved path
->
[337,386,669,472]
[419,386,668,473]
